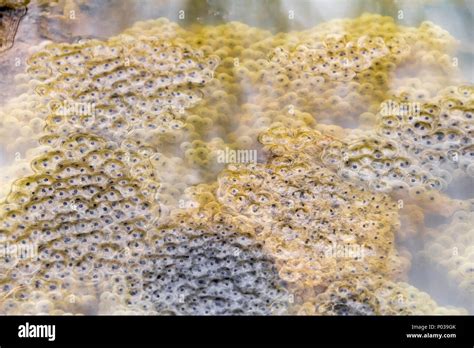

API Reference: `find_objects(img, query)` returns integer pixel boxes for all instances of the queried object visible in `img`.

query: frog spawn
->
[19,19,230,217]
[321,132,445,193]
[300,275,467,315]
[229,13,460,132]
[0,93,48,200]
[0,133,159,314]
[216,127,406,290]
[27,36,219,145]
[205,126,464,314]
[421,207,474,304]
[320,85,474,203]
[234,34,394,128]
[0,15,471,315]
[144,210,289,315]
[265,34,389,89]
[0,131,289,315]
[378,85,474,180]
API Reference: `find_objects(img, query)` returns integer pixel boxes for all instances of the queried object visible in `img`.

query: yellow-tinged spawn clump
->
[230,13,459,131]
[320,129,469,216]
[320,84,474,214]
[421,207,474,303]
[24,18,226,213]
[1,14,470,315]
[0,93,46,157]
[0,92,48,200]
[0,131,290,315]
[27,24,219,145]
[21,15,465,199]
[297,275,467,315]
[377,85,474,180]
[242,33,390,125]
[216,126,406,288]
[321,131,445,192]
[0,133,160,314]
[178,22,275,146]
